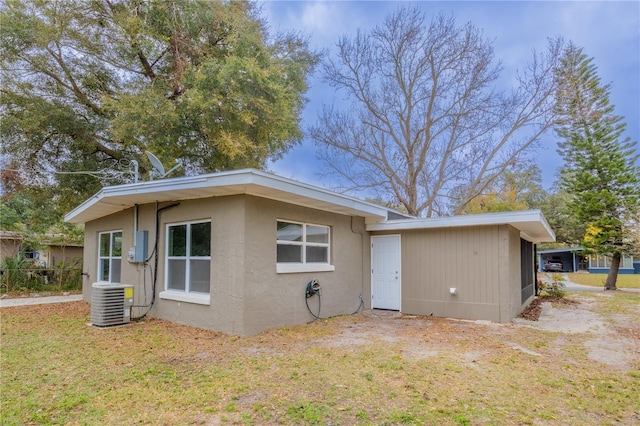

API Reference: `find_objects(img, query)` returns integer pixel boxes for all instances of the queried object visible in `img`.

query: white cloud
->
[261,1,356,50]
[301,1,334,34]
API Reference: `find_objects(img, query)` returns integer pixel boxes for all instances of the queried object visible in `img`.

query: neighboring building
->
[65,169,555,336]
[538,247,637,275]
[0,231,83,267]
[0,232,23,263]
[538,247,587,273]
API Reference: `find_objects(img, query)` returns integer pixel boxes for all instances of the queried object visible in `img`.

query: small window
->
[165,221,211,295]
[98,231,122,283]
[277,220,334,273]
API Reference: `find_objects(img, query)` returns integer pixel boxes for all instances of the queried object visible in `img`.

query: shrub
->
[539,273,566,299]
[0,254,32,292]
[0,255,82,293]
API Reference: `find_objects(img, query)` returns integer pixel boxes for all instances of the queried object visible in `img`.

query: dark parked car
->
[544,259,563,272]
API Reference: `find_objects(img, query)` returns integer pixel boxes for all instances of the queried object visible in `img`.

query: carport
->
[538,248,587,273]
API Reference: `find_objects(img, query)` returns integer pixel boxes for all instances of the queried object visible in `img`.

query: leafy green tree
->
[555,43,640,290]
[457,165,547,214]
[1,0,319,216]
[0,192,34,233]
[1,166,83,253]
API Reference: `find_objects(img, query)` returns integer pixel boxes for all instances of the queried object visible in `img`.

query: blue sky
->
[260,1,640,191]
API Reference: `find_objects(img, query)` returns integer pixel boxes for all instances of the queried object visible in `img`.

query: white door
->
[371,235,401,310]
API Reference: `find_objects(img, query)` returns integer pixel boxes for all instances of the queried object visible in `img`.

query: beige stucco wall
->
[242,196,370,336]
[44,245,83,267]
[82,195,370,336]
[148,196,248,334]
[83,208,136,299]
[377,224,526,323]
[83,197,250,334]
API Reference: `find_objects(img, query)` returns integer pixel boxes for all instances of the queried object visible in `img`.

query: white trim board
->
[367,210,555,243]
[65,169,397,225]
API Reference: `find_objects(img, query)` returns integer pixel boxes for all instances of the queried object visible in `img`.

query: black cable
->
[132,202,179,321]
[305,292,322,320]
[351,294,364,314]
[351,216,367,311]
[131,263,152,313]
[305,290,364,321]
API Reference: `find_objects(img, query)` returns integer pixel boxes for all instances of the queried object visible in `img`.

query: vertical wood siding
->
[393,225,518,322]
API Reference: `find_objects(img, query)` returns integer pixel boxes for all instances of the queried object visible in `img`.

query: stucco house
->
[0,231,83,267]
[65,169,555,336]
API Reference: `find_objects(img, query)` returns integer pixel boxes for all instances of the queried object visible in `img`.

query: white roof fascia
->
[64,169,392,224]
[247,172,393,221]
[538,247,583,254]
[61,178,206,224]
[366,210,556,243]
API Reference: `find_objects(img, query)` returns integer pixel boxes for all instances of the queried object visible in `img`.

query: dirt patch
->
[586,333,638,370]
[513,295,640,371]
[535,302,605,333]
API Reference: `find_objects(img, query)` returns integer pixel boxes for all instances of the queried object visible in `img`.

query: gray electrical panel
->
[134,230,148,263]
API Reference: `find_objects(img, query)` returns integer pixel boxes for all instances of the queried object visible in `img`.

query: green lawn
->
[2,294,639,425]
[567,273,640,289]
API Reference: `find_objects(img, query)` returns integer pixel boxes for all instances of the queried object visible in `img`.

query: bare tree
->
[311,7,562,217]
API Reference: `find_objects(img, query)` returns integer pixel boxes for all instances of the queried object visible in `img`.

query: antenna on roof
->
[145,151,183,180]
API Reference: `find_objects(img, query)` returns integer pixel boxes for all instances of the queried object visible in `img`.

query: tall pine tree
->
[555,43,640,290]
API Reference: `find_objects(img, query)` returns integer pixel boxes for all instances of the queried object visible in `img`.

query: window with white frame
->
[589,254,634,269]
[165,220,211,295]
[276,220,333,273]
[98,231,122,283]
[589,254,606,269]
[622,256,634,269]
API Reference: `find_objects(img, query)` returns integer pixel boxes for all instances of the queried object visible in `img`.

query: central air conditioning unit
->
[91,283,134,327]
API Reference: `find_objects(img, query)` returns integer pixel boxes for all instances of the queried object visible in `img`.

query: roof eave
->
[366,210,556,243]
[65,169,393,224]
